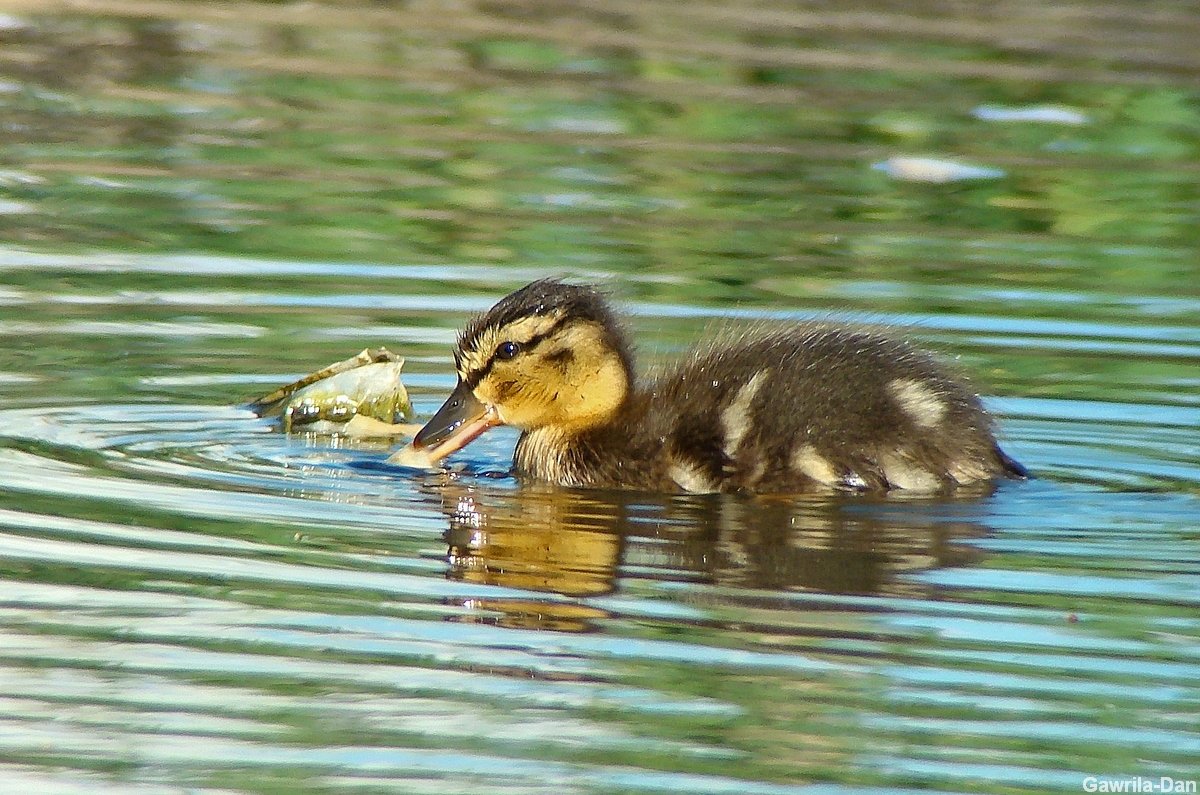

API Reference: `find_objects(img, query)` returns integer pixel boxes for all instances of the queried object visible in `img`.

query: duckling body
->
[396,280,1026,494]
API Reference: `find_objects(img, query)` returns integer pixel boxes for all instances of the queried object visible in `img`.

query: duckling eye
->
[494,341,521,360]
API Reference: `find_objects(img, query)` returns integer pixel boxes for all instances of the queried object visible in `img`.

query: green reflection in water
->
[0,2,1197,793]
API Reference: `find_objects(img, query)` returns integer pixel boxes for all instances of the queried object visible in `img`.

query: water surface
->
[0,1,1198,793]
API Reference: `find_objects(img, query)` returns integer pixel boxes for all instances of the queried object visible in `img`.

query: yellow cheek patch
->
[453,313,629,434]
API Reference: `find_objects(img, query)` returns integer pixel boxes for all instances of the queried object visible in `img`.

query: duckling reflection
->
[440,483,627,633]
[640,495,988,597]
[435,482,993,632]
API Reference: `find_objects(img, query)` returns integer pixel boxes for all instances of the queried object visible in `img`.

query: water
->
[0,2,1198,792]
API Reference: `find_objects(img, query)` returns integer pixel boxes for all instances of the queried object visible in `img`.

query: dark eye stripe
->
[461,316,572,389]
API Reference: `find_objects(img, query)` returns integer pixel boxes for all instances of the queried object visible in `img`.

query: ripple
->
[0,320,264,338]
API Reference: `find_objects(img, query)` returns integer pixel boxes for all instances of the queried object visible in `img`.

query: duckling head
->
[402,280,633,466]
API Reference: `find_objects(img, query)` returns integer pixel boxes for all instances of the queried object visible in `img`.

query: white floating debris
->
[972,104,1089,125]
[76,175,129,189]
[873,156,1005,183]
[0,198,34,215]
[0,170,44,187]
[0,14,31,32]
[526,117,627,135]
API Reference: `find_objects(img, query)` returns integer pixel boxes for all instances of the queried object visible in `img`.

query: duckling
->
[391,279,1027,494]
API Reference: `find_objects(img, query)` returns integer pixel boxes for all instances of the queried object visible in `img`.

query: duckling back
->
[643,325,1022,494]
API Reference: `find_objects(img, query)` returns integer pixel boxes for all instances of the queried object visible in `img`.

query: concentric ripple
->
[0,379,1197,791]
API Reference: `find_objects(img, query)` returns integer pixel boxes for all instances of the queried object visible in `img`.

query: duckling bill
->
[391,279,1027,494]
